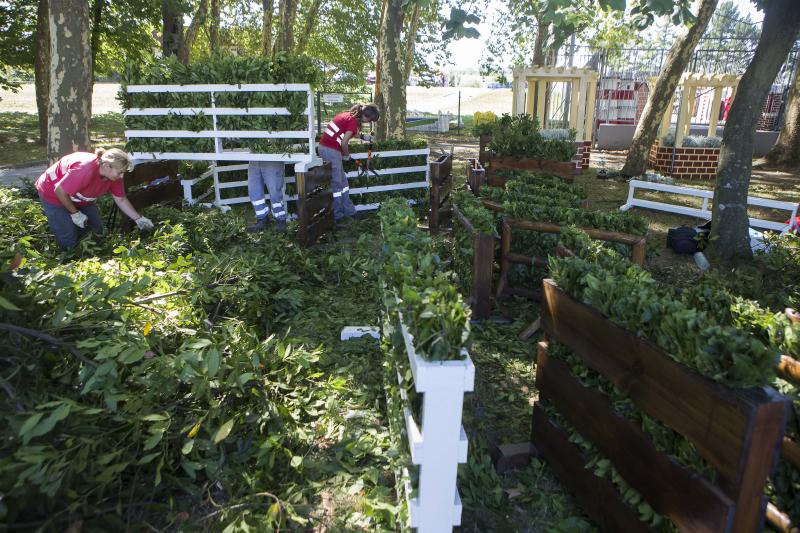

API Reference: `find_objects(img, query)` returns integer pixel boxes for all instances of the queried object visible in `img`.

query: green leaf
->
[213,419,234,444]
[206,348,220,378]
[18,413,44,439]
[290,455,303,468]
[0,295,20,311]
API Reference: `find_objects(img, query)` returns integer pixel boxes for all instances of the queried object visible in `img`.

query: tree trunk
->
[620,0,718,177]
[272,0,298,55]
[709,0,800,262]
[48,0,92,163]
[161,0,183,58]
[766,62,800,166]
[532,13,548,66]
[402,3,421,85]
[90,0,106,68]
[179,0,210,64]
[210,0,220,50]
[34,0,49,146]
[374,0,405,140]
[294,0,324,54]
[262,0,274,56]
[374,0,388,110]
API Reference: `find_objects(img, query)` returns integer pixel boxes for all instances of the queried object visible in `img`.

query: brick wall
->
[572,140,592,170]
[757,92,783,130]
[647,140,719,180]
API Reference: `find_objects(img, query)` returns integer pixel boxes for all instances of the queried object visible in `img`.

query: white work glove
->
[342,154,352,161]
[360,133,373,142]
[135,216,154,231]
[70,211,88,229]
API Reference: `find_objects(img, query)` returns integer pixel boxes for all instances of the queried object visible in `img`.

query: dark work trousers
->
[39,196,103,248]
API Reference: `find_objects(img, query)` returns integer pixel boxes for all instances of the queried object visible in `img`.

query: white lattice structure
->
[658,73,740,146]
[511,66,599,140]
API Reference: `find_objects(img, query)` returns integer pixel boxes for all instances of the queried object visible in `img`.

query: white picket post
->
[398,314,474,532]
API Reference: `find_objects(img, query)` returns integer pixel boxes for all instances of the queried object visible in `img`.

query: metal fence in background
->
[315,92,373,136]
[549,38,799,133]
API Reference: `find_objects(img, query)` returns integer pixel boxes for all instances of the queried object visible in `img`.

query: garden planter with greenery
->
[378,199,474,531]
[474,114,581,183]
[534,228,791,532]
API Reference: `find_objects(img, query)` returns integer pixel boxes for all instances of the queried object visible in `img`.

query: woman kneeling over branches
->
[35,148,155,248]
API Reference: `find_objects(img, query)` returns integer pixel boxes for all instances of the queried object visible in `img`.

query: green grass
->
[0,112,125,166]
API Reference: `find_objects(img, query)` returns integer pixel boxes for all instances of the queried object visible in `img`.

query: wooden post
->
[526,78,536,116]
[585,76,597,141]
[536,79,547,123]
[495,218,512,301]
[675,83,693,147]
[708,86,723,137]
[569,78,581,132]
[472,232,494,320]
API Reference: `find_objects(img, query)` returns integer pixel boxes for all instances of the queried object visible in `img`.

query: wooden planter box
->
[648,140,720,181]
[478,134,585,183]
[428,153,453,234]
[296,162,333,246]
[466,158,486,196]
[118,160,181,232]
[452,204,496,321]
[535,279,789,532]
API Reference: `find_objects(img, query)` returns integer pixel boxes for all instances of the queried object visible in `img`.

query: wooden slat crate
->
[296,162,333,247]
[466,158,486,196]
[477,134,579,184]
[428,153,453,234]
[452,204,495,321]
[118,160,182,232]
[535,279,790,532]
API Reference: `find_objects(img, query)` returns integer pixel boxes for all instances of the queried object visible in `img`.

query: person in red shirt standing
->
[318,103,380,221]
[35,148,155,248]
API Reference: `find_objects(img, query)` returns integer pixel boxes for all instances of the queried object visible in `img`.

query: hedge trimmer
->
[354,134,381,179]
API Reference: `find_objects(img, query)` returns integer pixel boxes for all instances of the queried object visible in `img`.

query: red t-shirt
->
[320,112,359,152]
[35,152,126,206]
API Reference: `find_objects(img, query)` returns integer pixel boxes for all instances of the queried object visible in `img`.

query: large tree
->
[765,61,800,167]
[47,0,93,163]
[620,0,719,177]
[34,0,48,145]
[708,0,800,261]
[374,0,406,140]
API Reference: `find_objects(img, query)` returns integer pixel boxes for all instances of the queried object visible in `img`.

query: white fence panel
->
[620,179,800,232]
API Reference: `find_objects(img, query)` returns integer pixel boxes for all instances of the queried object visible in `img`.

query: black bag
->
[667,226,698,254]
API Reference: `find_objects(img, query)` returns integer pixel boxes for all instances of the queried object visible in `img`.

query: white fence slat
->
[620,179,800,232]
[344,165,429,179]
[124,107,310,116]
[126,83,311,92]
[126,130,310,139]
[132,152,313,162]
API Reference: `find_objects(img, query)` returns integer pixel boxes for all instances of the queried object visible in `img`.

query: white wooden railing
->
[180,148,431,211]
[124,83,317,163]
[620,179,800,232]
[341,308,474,533]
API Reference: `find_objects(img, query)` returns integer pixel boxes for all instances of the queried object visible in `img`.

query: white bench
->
[620,179,799,232]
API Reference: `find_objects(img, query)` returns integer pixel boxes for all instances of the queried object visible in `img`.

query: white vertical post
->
[210,91,222,155]
[308,89,316,156]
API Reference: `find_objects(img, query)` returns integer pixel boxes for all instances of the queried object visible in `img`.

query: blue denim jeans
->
[39,196,103,248]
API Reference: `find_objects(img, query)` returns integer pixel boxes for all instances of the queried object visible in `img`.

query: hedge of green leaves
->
[551,228,778,388]
[486,114,577,161]
[379,198,470,362]
[121,54,322,155]
[550,228,800,530]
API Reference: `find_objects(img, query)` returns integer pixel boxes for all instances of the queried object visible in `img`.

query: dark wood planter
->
[535,279,789,532]
[452,204,496,321]
[428,154,453,234]
[296,162,333,246]
[118,160,181,232]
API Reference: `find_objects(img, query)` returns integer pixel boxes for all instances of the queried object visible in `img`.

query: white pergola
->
[511,66,599,140]
[658,73,740,146]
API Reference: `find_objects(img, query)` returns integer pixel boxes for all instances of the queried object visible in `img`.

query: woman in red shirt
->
[35,148,154,248]
[318,103,380,221]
